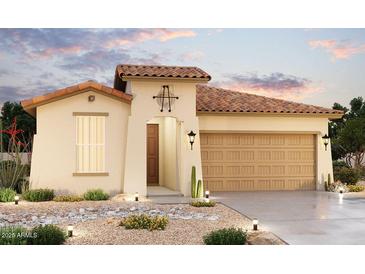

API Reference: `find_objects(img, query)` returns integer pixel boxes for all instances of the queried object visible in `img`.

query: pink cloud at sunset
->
[215,72,322,101]
[309,39,365,60]
[104,29,196,48]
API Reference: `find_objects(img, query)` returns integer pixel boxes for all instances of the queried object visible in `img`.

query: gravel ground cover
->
[0,200,285,245]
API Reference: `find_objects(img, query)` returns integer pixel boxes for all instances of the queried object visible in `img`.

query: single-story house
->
[21,64,343,196]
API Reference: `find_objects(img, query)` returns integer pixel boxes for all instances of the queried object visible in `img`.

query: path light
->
[205,190,210,199]
[339,187,344,203]
[322,134,330,151]
[204,198,210,203]
[14,195,19,205]
[67,225,73,237]
[187,130,196,150]
[134,192,139,202]
[252,218,259,231]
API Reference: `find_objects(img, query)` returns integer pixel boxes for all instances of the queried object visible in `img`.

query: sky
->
[0,28,364,109]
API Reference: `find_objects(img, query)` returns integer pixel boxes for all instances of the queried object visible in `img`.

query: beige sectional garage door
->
[200,133,316,191]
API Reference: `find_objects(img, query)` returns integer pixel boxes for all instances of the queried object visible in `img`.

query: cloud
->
[179,50,204,62]
[309,39,365,60]
[0,29,196,60]
[214,72,321,100]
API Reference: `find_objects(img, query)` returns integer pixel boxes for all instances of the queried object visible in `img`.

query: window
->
[75,115,106,173]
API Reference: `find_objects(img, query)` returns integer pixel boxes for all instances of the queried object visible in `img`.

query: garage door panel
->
[201,133,316,191]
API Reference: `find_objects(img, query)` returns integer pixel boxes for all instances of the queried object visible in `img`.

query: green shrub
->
[203,228,247,245]
[27,225,66,245]
[190,200,216,207]
[347,185,365,192]
[83,189,109,201]
[0,188,16,202]
[334,167,361,185]
[22,188,54,202]
[0,160,28,190]
[332,160,349,170]
[53,195,84,202]
[0,226,28,245]
[119,214,169,231]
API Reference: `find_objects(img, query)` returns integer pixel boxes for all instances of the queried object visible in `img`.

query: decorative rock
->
[79,208,85,214]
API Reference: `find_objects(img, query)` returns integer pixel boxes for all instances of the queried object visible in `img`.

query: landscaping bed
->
[0,201,285,245]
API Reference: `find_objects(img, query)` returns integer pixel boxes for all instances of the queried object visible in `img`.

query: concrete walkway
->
[214,191,365,245]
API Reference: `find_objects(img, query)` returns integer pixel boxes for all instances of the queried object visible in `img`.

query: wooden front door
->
[147,124,159,185]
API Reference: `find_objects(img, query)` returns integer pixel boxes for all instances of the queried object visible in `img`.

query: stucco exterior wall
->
[30,90,130,195]
[123,80,203,196]
[198,115,333,190]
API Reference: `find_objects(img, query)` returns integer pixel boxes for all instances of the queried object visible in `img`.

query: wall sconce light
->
[252,218,259,231]
[322,134,330,151]
[134,192,139,202]
[14,195,19,205]
[205,190,210,199]
[188,130,196,150]
[67,225,73,237]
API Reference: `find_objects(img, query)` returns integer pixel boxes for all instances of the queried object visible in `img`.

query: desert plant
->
[22,188,54,202]
[0,188,16,202]
[334,167,361,185]
[197,179,203,198]
[53,195,84,202]
[203,227,247,245]
[83,189,109,201]
[119,214,169,231]
[0,226,28,245]
[190,199,216,207]
[191,166,197,198]
[27,225,66,245]
[0,160,28,190]
[347,185,365,192]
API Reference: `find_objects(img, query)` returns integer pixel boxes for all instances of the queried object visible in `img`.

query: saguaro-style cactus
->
[197,179,203,198]
[191,166,197,198]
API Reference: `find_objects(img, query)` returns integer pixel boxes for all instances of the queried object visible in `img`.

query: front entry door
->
[147,124,159,185]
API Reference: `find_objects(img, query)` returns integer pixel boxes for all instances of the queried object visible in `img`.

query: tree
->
[335,118,365,168]
[0,102,36,151]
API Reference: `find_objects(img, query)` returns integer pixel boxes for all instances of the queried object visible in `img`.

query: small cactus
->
[197,180,203,198]
[191,166,197,198]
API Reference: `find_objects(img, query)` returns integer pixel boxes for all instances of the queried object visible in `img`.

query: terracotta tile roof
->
[196,85,344,116]
[21,81,132,116]
[116,64,211,80]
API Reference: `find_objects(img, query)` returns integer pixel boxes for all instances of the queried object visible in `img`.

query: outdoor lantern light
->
[14,195,19,205]
[188,130,196,150]
[322,134,330,151]
[135,192,139,202]
[67,225,73,237]
[205,190,210,199]
[252,218,259,231]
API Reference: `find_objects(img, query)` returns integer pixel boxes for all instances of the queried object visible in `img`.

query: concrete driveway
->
[214,191,365,245]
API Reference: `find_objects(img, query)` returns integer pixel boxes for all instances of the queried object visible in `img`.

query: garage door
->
[200,133,316,191]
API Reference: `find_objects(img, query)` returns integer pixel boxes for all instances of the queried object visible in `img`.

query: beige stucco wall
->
[198,114,333,190]
[123,80,203,196]
[30,90,130,195]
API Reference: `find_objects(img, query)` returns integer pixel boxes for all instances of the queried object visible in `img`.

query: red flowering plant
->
[0,117,31,191]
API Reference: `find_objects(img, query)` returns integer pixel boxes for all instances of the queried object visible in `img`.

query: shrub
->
[27,225,66,245]
[119,214,169,231]
[0,188,16,202]
[334,167,361,185]
[53,195,84,202]
[0,226,28,245]
[332,160,349,170]
[190,200,216,207]
[22,188,54,202]
[83,189,109,201]
[203,228,247,245]
[347,185,365,192]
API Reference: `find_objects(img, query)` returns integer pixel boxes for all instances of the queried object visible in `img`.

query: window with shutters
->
[75,115,106,173]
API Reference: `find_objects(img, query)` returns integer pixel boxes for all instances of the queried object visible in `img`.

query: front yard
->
[0,199,284,245]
